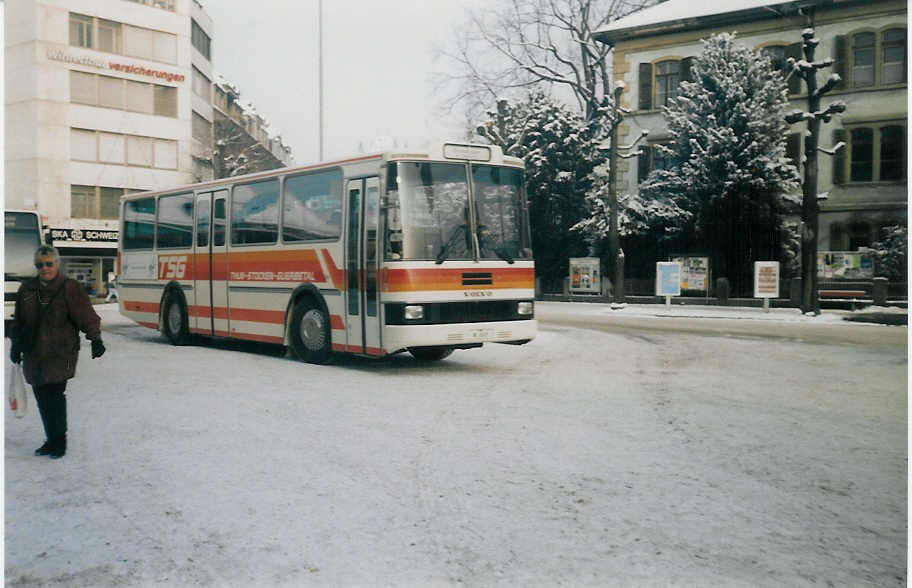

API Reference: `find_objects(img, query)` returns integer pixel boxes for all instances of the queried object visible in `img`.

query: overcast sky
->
[202,0,484,165]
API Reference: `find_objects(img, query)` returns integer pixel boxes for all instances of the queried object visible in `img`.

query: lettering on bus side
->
[158,255,188,280]
[464,291,493,298]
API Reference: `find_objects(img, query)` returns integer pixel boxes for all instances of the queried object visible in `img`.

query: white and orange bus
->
[117,143,536,362]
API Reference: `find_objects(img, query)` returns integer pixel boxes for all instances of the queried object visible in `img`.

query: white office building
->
[5,0,216,294]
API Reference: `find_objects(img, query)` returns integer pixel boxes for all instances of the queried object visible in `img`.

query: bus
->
[5,210,45,326]
[117,143,536,362]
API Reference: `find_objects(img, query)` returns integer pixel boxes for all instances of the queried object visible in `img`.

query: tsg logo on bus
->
[158,255,188,279]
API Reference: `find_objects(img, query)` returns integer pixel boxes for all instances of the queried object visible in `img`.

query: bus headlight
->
[404,305,425,320]
[517,301,534,316]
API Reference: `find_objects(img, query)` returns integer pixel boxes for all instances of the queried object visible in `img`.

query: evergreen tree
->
[640,33,800,295]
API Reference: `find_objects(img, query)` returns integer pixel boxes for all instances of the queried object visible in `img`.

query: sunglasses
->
[34,261,56,269]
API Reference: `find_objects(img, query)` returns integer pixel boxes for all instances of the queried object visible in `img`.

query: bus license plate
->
[470,328,492,339]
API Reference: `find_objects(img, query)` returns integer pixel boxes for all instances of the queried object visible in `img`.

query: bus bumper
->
[383,319,537,354]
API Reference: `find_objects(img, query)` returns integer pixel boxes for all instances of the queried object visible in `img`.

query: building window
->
[192,111,212,145]
[191,19,211,60]
[70,128,178,170]
[71,185,124,220]
[836,125,906,184]
[838,28,906,88]
[70,72,177,118]
[850,128,874,181]
[97,19,122,53]
[655,60,680,107]
[123,0,176,12]
[879,126,904,181]
[192,66,211,100]
[123,24,177,64]
[852,32,875,88]
[882,29,906,85]
[69,13,94,49]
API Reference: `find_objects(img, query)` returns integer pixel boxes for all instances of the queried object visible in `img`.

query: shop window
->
[71,185,124,220]
[881,29,906,84]
[157,193,194,249]
[69,13,94,49]
[283,169,343,241]
[232,179,279,245]
[123,198,156,250]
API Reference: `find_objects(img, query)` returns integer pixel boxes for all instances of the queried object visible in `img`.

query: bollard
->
[716,277,730,306]
[872,277,888,306]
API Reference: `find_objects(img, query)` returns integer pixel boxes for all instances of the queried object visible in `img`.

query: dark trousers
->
[33,382,67,444]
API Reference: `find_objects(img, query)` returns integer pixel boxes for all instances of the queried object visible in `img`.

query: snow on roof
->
[596,0,800,36]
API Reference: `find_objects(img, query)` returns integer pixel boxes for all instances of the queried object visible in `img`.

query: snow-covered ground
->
[4,302,907,587]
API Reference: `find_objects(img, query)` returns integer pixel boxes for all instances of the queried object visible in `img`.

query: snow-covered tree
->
[639,32,801,295]
[870,225,907,281]
[476,92,599,284]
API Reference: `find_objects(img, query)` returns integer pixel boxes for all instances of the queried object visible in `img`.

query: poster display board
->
[569,257,601,294]
[670,256,709,291]
[817,251,874,279]
[753,261,780,298]
[656,262,681,296]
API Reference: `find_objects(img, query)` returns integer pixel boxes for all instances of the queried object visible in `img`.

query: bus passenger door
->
[193,192,212,335]
[344,177,382,355]
[211,191,229,336]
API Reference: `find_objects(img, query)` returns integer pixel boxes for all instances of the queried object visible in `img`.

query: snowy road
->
[5,302,907,587]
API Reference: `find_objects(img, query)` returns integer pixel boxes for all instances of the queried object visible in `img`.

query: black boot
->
[34,440,52,456]
[48,435,66,459]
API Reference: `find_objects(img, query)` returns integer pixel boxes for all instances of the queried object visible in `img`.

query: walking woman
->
[9,246,106,459]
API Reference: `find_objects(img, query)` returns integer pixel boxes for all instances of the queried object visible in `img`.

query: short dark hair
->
[33,245,60,265]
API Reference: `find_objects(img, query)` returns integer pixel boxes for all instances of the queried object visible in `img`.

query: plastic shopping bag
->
[7,362,27,417]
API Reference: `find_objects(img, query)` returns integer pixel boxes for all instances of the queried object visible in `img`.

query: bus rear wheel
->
[408,346,454,361]
[162,292,190,345]
[290,299,333,364]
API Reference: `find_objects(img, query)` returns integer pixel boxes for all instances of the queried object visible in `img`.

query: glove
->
[9,345,21,364]
[91,340,106,359]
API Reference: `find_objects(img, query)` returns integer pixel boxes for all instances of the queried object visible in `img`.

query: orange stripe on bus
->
[123,300,160,314]
[330,314,344,330]
[384,267,534,292]
[320,248,344,290]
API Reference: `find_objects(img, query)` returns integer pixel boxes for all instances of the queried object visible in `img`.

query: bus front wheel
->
[290,299,333,364]
[408,346,454,361]
[162,292,190,345]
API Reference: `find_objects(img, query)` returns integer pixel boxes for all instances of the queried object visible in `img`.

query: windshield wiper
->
[493,247,514,264]
[435,224,467,264]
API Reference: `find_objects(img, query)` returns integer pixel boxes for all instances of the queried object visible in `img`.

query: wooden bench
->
[818,289,869,310]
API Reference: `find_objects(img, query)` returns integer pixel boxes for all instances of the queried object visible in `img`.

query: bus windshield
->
[4,212,42,278]
[385,162,531,262]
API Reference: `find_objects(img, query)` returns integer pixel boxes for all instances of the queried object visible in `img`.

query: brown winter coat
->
[12,273,102,386]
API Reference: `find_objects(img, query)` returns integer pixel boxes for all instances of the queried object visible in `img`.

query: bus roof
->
[120,143,523,201]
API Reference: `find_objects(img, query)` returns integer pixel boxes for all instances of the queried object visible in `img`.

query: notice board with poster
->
[670,255,710,292]
[754,261,780,298]
[569,257,601,293]
[817,251,874,279]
